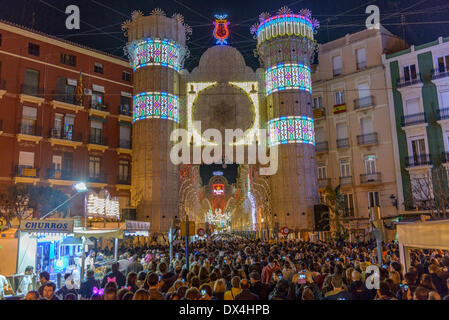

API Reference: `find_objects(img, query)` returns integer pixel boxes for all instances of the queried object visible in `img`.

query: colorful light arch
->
[266,63,312,95]
[268,116,315,147]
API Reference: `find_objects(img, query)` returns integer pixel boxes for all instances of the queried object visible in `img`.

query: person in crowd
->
[55,273,78,299]
[127,255,143,275]
[146,272,164,300]
[103,282,118,300]
[17,266,34,296]
[249,272,271,300]
[79,270,100,299]
[261,256,278,284]
[224,276,241,300]
[37,271,50,297]
[347,271,372,300]
[185,287,201,300]
[64,293,77,300]
[41,282,59,300]
[85,251,95,271]
[133,289,150,300]
[101,262,126,289]
[235,279,259,300]
[324,275,349,300]
[24,291,40,300]
[126,272,139,293]
[212,279,226,300]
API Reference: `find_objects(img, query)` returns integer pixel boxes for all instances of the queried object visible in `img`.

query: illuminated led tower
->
[123,9,190,233]
[252,7,320,232]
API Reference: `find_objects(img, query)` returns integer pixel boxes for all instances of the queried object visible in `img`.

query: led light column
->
[254,8,319,232]
[124,11,189,233]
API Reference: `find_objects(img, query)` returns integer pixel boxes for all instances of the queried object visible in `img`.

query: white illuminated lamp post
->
[74,182,89,282]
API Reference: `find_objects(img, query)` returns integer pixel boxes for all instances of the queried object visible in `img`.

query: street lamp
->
[74,182,89,283]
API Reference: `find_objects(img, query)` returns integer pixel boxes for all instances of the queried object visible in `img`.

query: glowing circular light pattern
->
[130,38,181,72]
[268,116,315,147]
[257,14,314,45]
[266,63,312,95]
[133,92,179,123]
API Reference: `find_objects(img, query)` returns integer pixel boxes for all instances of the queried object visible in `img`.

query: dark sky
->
[1,0,448,71]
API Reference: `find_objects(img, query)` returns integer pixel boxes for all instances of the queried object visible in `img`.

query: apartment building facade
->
[0,21,133,218]
[312,27,406,234]
[383,36,449,215]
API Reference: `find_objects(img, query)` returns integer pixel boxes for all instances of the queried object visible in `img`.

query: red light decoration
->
[213,14,230,45]
[213,184,225,196]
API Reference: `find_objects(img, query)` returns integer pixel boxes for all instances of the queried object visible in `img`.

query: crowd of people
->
[14,236,449,300]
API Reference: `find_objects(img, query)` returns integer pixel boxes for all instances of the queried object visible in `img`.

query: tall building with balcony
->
[383,36,449,215]
[0,20,133,218]
[312,27,406,234]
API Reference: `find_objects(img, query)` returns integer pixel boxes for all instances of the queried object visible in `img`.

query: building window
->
[21,106,37,135]
[313,96,322,109]
[90,121,103,144]
[19,151,35,169]
[356,48,366,70]
[120,96,132,115]
[410,137,426,158]
[405,98,420,115]
[339,159,350,177]
[332,56,342,76]
[336,123,348,140]
[60,53,77,67]
[94,62,104,74]
[403,64,417,82]
[24,69,40,94]
[440,91,449,110]
[364,155,376,174]
[89,156,101,178]
[436,55,449,73]
[28,43,40,56]
[119,126,131,149]
[343,194,354,216]
[119,160,130,182]
[334,90,345,105]
[368,191,380,208]
[317,165,327,180]
[91,91,104,109]
[122,71,131,82]
[360,117,373,135]
[0,33,2,46]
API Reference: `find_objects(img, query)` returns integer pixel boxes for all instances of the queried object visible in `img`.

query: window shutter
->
[19,152,34,167]
[22,106,37,119]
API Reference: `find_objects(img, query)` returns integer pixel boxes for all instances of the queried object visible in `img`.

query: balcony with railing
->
[46,169,77,181]
[405,154,432,168]
[354,96,374,110]
[342,208,355,217]
[312,108,326,120]
[431,67,449,80]
[119,139,131,149]
[119,105,133,117]
[360,172,382,184]
[357,61,367,70]
[14,166,40,182]
[117,175,131,185]
[89,99,110,118]
[88,135,108,152]
[339,176,352,186]
[318,178,331,189]
[333,68,342,77]
[396,74,422,88]
[401,112,427,127]
[0,119,3,133]
[88,173,108,184]
[337,138,350,149]
[49,128,83,148]
[357,133,378,146]
[436,107,449,121]
[17,123,43,144]
[316,141,329,153]
[21,84,44,97]
[52,91,77,105]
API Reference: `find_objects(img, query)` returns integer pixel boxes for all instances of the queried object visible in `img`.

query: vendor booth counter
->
[397,219,449,273]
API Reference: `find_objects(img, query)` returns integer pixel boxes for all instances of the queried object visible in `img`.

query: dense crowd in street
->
[7,236,449,301]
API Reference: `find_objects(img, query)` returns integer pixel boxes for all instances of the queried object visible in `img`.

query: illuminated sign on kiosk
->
[20,219,74,233]
[87,191,120,219]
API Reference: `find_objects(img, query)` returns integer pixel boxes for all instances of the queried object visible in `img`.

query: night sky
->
[1,0,448,185]
[0,0,448,71]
